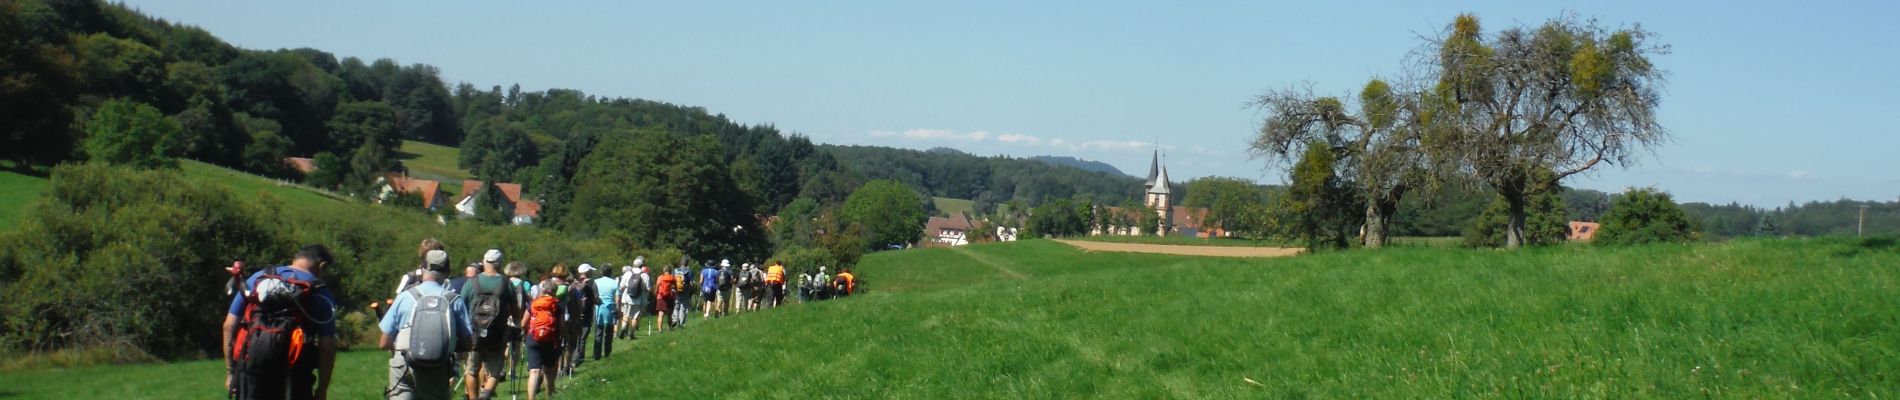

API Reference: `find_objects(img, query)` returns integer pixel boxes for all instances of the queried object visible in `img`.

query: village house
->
[923,213,975,246]
[373,174,445,210]
[455,180,542,225]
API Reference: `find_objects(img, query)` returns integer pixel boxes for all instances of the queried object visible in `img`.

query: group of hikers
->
[221,239,860,400]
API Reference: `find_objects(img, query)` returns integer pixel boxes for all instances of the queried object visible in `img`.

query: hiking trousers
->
[591,322,614,359]
[385,356,453,400]
[235,364,317,400]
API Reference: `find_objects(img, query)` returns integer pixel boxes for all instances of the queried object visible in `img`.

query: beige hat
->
[424,250,450,271]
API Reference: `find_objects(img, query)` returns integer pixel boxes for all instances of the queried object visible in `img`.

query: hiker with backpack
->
[834,268,856,297]
[741,262,766,311]
[673,261,694,327]
[394,238,447,296]
[522,265,569,400]
[589,264,620,360]
[618,260,650,339]
[765,260,787,308]
[564,264,599,372]
[652,265,677,333]
[699,260,723,319]
[460,250,520,400]
[503,261,531,383]
[378,249,475,400]
[223,245,341,400]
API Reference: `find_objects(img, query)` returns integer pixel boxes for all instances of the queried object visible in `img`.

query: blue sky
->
[124,0,1899,207]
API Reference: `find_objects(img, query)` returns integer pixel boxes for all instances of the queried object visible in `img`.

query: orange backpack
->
[527,294,560,344]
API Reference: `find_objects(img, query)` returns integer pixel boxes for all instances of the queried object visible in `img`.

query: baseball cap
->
[633,256,646,267]
[483,249,503,263]
[720,259,731,267]
[578,263,595,274]
[424,250,450,271]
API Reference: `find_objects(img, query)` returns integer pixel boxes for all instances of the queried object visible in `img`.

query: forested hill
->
[1029,155,1127,176]
[824,145,1147,209]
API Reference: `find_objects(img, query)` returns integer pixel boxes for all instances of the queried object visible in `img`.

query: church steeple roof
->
[1147,154,1170,195]
[1144,148,1160,188]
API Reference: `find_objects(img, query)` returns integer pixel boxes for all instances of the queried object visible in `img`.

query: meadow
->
[0,167,48,230]
[6,237,1894,398]
[397,140,471,194]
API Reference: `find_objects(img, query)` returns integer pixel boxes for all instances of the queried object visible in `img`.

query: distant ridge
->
[1030,156,1126,177]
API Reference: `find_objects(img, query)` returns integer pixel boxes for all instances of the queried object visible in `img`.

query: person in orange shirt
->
[653,268,677,333]
[764,260,787,308]
[833,268,856,297]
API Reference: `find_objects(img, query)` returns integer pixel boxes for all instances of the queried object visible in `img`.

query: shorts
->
[618,303,636,317]
[655,295,673,313]
[701,289,719,301]
[463,348,505,378]
[524,341,561,371]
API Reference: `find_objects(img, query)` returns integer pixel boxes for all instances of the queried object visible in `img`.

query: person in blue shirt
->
[223,245,341,400]
[378,249,475,400]
[589,269,620,360]
[699,261,723,319]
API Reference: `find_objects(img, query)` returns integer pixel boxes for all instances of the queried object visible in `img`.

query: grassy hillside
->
[0,168,48,230]
[1071,234,1287,247]
[397,140,470,192]
[180,160,348,210]
[6,238,1897,398]
[933,196,974,217]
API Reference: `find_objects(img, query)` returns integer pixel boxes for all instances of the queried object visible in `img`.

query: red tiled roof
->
[459,180,483,200]
[515,200,541,218]
[1171,206,1209,230]
[495,183,524,203]
[284,157,317,174]
[384,174,441,208]
[460,180,537,219]
[1568,221,1600,241]
[924,213,974,238]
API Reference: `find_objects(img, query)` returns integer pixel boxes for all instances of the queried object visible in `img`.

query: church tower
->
[1143,149,1173,235]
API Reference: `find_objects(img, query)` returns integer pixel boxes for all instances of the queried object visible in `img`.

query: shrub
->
[0,164,287,358]
[1596,188,1697,245]
[0,164,681,360]
[1464,190,1570,247]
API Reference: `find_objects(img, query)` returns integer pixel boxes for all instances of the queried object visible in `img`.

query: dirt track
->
[1054,240,1304,258]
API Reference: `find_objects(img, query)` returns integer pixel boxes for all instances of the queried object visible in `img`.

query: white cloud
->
[1785,170,1811,180]
[868,128,990,142]
[996,133,1042,145]
[1080,140,1148,150]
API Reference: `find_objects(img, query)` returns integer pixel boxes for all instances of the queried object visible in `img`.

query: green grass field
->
[4,238,1897,398]
[181,160,348,211]
[397,140,470,191]
[1071,234,1289,247]
[933,196,975,217]
[0,168,49,230]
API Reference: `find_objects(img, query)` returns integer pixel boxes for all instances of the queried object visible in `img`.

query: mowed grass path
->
[3,239,1896,398]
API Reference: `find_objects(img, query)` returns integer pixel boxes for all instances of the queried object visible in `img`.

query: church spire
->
[1144,146,1160,189]
[1148,153,1170,195]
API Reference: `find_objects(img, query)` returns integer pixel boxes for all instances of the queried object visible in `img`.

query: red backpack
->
[527,294,560,344]
[233,268,325,371]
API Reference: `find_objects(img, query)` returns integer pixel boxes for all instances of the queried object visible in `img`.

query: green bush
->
[773,246,838,276]
[0,164,680,361]
[0,164,287,358]
[1596,188,1697,245]
[1464,191,1570,248]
